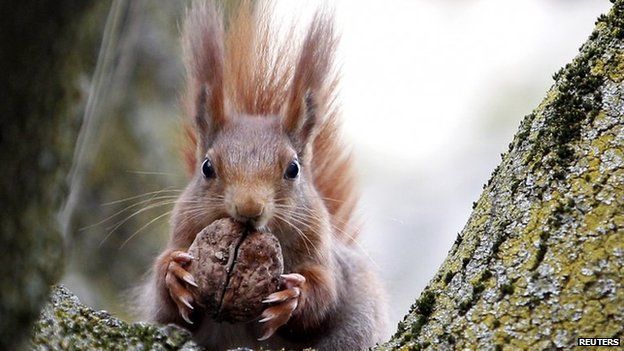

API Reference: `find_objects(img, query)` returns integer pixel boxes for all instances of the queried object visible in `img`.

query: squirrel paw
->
[164,250,198,325]
[258,273,306,341]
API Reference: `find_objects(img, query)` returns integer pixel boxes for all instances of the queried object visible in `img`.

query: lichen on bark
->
[381,1,624,350]
[32,286,202,351]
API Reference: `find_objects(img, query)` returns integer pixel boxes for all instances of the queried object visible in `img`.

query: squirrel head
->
[176,3,354,246]
[190,86,319,230]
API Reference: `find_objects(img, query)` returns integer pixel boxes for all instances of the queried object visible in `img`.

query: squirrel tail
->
[181,1,359,242]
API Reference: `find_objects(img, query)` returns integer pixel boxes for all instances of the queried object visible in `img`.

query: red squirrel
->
[139,1,388,350]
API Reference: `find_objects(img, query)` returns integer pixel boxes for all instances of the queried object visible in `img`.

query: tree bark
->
[32,286,201,350]
[0,1,103,350]
[379,2,624,350]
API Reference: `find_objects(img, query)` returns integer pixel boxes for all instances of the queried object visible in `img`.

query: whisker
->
[176,205,223,232]
[279,211,347,261]
[95,192,225,247]
[295,204,379,269]
[104,199,179,230]
[83,187,182,231]
[102,188,183,206]
[125,170,179,176]
[273,211,314,257]
[319,196,346,204]
[81,195,181,232]
[119,210,173,249]
[99,199,179,246]
[274,209,325,259]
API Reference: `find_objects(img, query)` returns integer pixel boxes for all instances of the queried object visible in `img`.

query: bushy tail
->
[181,0,359,242]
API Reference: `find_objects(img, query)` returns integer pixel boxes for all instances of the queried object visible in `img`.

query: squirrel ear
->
[284,90,318,155]
[195,84,225,152]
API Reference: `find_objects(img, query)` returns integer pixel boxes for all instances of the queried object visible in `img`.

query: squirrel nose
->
[235,199,264,222]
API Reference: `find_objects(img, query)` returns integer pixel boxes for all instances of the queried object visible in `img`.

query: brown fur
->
[140,2,389,350]
[181,0,358,242]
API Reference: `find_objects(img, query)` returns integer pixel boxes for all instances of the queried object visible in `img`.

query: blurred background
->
[62,0,612,330]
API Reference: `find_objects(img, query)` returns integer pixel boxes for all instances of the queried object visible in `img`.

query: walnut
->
[187,218,283,323]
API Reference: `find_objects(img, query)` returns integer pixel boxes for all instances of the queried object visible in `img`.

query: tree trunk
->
[0,1,103,350]
[380,2,624,350]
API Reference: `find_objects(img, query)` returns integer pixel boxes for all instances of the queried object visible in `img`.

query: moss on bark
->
[380,1,624,350]
[32,286,201,351]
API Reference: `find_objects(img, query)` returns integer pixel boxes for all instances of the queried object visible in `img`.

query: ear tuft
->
[285,90,318,155]
[195,84,209,138]
[282,10,336,156]
[183,1,226,158]
[195,84,226,152]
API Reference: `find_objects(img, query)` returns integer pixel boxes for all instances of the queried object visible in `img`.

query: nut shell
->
[187,218,283,323]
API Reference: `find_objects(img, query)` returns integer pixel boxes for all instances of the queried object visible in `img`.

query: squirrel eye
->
[201,158,216,179]
[284,160,300,179]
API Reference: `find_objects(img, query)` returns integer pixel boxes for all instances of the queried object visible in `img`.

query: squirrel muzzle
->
[226,187,273,229]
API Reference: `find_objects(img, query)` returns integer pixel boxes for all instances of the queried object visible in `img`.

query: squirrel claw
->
[280,273,306,288]
[164,250,197,325]
[257,298,298,340]
[182,274,199,288]
[179,295,194,310]
[180,309,194,325]
[262,287,300,304]
[171,251,195,264]
[258,314,274,323]
[258,272,304,341]
[257,329,274,341]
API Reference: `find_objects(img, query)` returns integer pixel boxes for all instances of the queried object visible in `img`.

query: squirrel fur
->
[139,1,389,350]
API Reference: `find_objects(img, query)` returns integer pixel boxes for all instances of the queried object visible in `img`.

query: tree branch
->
[380,1,624,349]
